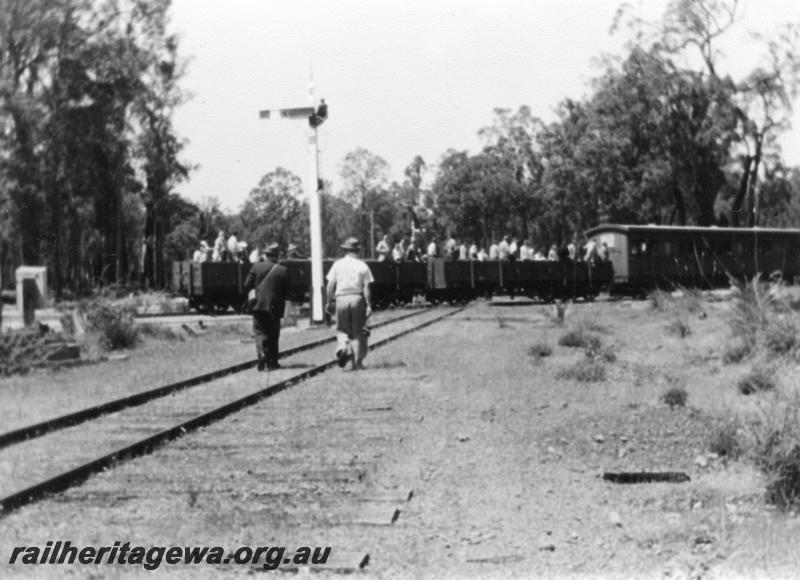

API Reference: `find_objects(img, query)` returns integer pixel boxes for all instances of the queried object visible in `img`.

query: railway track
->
[0,305,465,517]
[0,308,430,449]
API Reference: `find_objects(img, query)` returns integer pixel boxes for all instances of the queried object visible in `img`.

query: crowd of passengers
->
[190,231,611,265]
[374,234,610,264]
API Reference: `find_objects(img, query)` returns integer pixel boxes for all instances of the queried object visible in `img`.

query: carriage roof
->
[585,224,800,239]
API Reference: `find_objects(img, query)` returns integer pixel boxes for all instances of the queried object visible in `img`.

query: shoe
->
[257,359,266,372]
[336,349,350,368]
[266,362,281,371]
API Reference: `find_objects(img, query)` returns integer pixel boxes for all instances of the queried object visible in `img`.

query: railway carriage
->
[585,224,800,295]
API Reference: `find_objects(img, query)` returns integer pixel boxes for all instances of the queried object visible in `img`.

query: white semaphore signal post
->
[259,85,328,324]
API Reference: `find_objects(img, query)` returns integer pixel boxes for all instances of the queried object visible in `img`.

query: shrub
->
[528,342,553,358]
[722,340,751,364]
[558,327,601,350]
[709,421,743,460]
[556,359,606,382]
[661,387,688,408]
[82,299,138,350]
[584,339,616,363]
[667,316,692,338]
[763,317,798,357]
[747,395,800,508]
[738,366,776,395]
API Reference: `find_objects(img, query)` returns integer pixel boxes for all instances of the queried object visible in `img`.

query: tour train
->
[171,224,800,312]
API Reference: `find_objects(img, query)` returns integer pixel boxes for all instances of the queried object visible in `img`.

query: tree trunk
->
[672,180,687,225]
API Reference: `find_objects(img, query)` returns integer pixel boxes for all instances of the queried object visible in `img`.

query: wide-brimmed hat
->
[340,237,361,251]
[264,242,280,256]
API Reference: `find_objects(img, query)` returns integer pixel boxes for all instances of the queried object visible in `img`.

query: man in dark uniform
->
[244,243,289,371]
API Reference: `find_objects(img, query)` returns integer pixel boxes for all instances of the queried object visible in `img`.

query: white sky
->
[169,0,800,212]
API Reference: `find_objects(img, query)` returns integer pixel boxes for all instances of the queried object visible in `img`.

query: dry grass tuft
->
[556,359,606,383]
[558,323,601,350]
[722,339,752,364]
[744,394,800,508]
[709,421,743,460]
[666,316,692,338]
[738,365,777,395]
[528,342,553,359]
[81,299,138,351]
[661,387,688,408]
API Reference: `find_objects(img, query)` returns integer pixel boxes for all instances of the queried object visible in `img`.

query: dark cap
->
[264,242,280,256]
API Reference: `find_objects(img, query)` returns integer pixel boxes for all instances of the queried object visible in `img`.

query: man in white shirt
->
[227,232,240,262]
[326,237,375,370]
[427,238,437,260]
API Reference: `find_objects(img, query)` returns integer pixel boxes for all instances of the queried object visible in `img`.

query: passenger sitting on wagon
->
[469,242,478,261]
[212,231,226,262]
[287,243,305,259]
[375,235,391,261]
[583,238,598,263]
[459,241,468,261]
[238,241,249,262]
[444,236,457,260]
[193,241,210,262]
[598,242,609,262]
[508,238,518,262]
[489,241,500,260]
[559,243,572,263]
[477,247,488,261]
[405,242,422,263]
[227,231,240,262]
[392,242,403,262]
[519,240,533,261]
[547,244,558,261]
[426,237,438,260]
[498,235,510,261]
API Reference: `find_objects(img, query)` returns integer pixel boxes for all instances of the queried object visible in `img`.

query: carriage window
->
[630,239,648,256]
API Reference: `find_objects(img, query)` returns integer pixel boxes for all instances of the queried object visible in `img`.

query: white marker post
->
[259,91,327,324]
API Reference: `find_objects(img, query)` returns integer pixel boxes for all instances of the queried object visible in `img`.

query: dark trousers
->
[252,310,281,366]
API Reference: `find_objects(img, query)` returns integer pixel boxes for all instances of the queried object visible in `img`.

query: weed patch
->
[528,342,553,358]
[738,365,777,395]
[666,316,692,338]
[709,421,743,460]
[556,359,606,382]
[81,299,138,351]
[558,325,601,350]
[722,339,751,364]
[661,387,688,408]
[746,395,800,508]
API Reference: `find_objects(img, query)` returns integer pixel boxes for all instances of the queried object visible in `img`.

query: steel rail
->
[0,306,465,516]
[0,308,430,450]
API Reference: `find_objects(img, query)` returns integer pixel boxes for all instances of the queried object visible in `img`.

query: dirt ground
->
[3,296,800,579]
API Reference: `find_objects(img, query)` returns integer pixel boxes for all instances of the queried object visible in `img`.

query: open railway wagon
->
[172,256,613,312]
[172,261,251,313]
[585,224,800,295]
[425,258,613,303]
[171,258,424,312]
